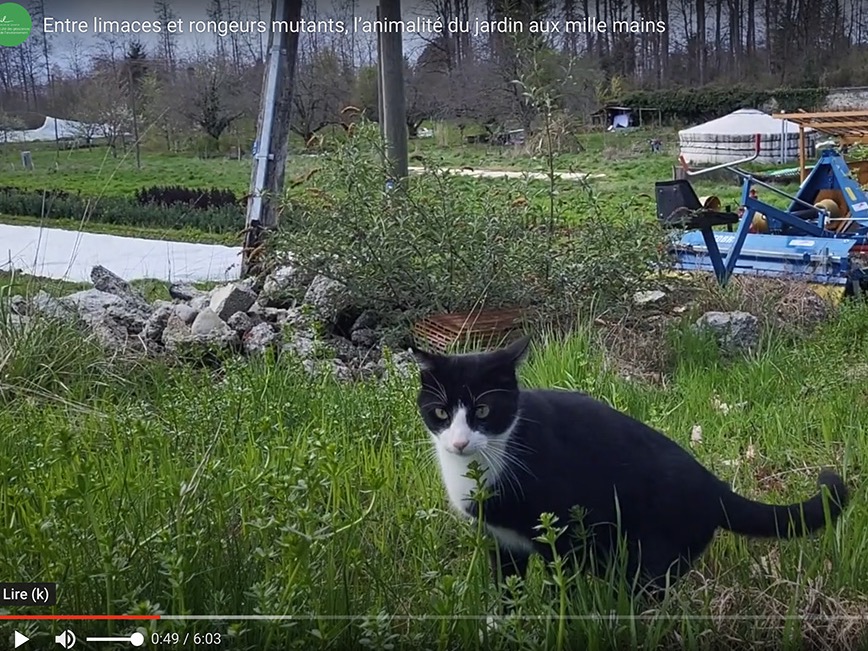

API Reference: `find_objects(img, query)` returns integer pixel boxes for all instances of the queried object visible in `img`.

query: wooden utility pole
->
[799,125,806,183]
[378,0,408,181]
[128,65,142,170]
[242,0,301,277]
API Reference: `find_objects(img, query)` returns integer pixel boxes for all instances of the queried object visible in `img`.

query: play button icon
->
[14,631,29,648]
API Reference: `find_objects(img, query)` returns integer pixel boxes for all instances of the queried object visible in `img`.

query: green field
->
[1,128,864,650]
[0,127,801,246]
[0,297,865,649]
[0,147,254,196]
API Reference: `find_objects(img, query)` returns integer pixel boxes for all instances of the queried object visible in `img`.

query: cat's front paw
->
[478,613,504,642]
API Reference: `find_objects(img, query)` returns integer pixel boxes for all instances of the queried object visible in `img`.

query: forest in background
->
[0,0,866,150]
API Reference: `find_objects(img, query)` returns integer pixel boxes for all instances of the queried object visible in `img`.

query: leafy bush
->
[619,86,828,122]
[847,143,868,160]
[0,186,244,233]
[135,185,238,210]
[275,121,666,326]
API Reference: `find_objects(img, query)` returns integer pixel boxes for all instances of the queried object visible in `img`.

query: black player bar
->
[0,583,57,606]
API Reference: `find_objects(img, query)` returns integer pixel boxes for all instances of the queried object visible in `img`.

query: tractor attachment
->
[658,139,868,296]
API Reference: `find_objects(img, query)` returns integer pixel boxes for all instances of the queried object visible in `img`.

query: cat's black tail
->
[717,469,849,538]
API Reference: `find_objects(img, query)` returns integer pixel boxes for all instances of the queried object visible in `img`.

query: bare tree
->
[0,110,25,146]
[153,0,179,73]
[182,61,246,151]
[207,0,227,63]
[405,59,449,136]
[291,44,355,142]
[72,71,130,148]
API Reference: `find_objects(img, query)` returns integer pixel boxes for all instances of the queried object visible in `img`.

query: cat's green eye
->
[434,407,449,420]
[475,405,490,418]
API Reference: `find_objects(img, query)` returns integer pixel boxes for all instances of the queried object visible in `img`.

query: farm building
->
[591,105,662,130]
[678,108,816,165]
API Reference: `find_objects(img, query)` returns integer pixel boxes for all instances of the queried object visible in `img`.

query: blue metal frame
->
[786,149,868,232]
[673,231,857,285]
[668,148,868,286]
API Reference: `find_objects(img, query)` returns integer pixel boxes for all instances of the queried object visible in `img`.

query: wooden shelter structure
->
[591,105,663,130]
[773,110,868,183]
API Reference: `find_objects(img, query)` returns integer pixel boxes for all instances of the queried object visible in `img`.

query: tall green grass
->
[0,298,865,649]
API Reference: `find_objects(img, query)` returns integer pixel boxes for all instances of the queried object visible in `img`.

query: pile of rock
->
[4,264,414,381]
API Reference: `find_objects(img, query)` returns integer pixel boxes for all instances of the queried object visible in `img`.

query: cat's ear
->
[410,346,442,371]
[500,335,531,366]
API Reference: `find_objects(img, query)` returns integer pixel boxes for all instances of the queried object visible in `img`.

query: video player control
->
[0,582,57,606]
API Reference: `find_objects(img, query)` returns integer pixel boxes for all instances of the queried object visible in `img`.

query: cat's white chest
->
[436,449,536,554]
[434,441,536,556]
[435,447,485,516]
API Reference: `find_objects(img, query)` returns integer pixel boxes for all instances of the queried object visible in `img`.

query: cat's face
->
[412,337,529,457]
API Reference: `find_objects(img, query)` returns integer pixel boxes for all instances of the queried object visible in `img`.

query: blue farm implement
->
[657,137,868,297]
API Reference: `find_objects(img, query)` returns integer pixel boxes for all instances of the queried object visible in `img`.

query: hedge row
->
[618,86,829,122]
[0,186,245,234]
[135,185,239,210]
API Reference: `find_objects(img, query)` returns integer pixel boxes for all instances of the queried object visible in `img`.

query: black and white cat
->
[412,336,849,596]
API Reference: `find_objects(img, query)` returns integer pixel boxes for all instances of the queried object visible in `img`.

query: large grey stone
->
[28,290,69,319]
[351,327,379,348]
[303,275,354,324]
[242,322,280,354]
[172,303,199,325]
[91,265,139,300]
[163,309,238,353]
[227,311,253,334]
[161,313,192,351]
[191,308,230,336]
[209,283,257,321]
[144,303,173,341]
[169,283,204,301]
[694,311,760,353]
[259,262,314,308]
[61,288,151,350]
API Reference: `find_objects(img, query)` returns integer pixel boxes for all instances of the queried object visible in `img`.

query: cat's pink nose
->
[453,440,469,452]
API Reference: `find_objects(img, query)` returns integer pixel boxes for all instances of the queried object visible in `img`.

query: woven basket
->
[412,308,525,353]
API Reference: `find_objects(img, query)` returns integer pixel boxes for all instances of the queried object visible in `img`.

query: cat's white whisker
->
[475,387,513,401]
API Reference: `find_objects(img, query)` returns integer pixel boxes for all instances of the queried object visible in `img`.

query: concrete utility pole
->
[375,5,384,139]
[377,0,408,181]
[242,0,301,277]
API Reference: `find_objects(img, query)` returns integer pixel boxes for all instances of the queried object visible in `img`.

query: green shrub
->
[0,186,244,233]
[135,185,238,210]
[274,121,666,326]
[619,86,829,122]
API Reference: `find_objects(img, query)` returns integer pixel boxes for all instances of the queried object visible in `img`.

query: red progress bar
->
[0,615,161,620]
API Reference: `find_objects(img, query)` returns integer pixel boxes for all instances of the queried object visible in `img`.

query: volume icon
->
[55,629,76,649]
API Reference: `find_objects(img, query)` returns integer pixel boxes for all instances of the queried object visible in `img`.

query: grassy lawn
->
[0,270,215,303]
[0,307,864,649]
[0,145,256,197]
[0,126,807,246]
[0,269,88,297]
[1,128,863,649]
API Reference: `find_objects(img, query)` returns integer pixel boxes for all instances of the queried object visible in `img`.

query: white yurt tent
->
[678,108,815,165]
